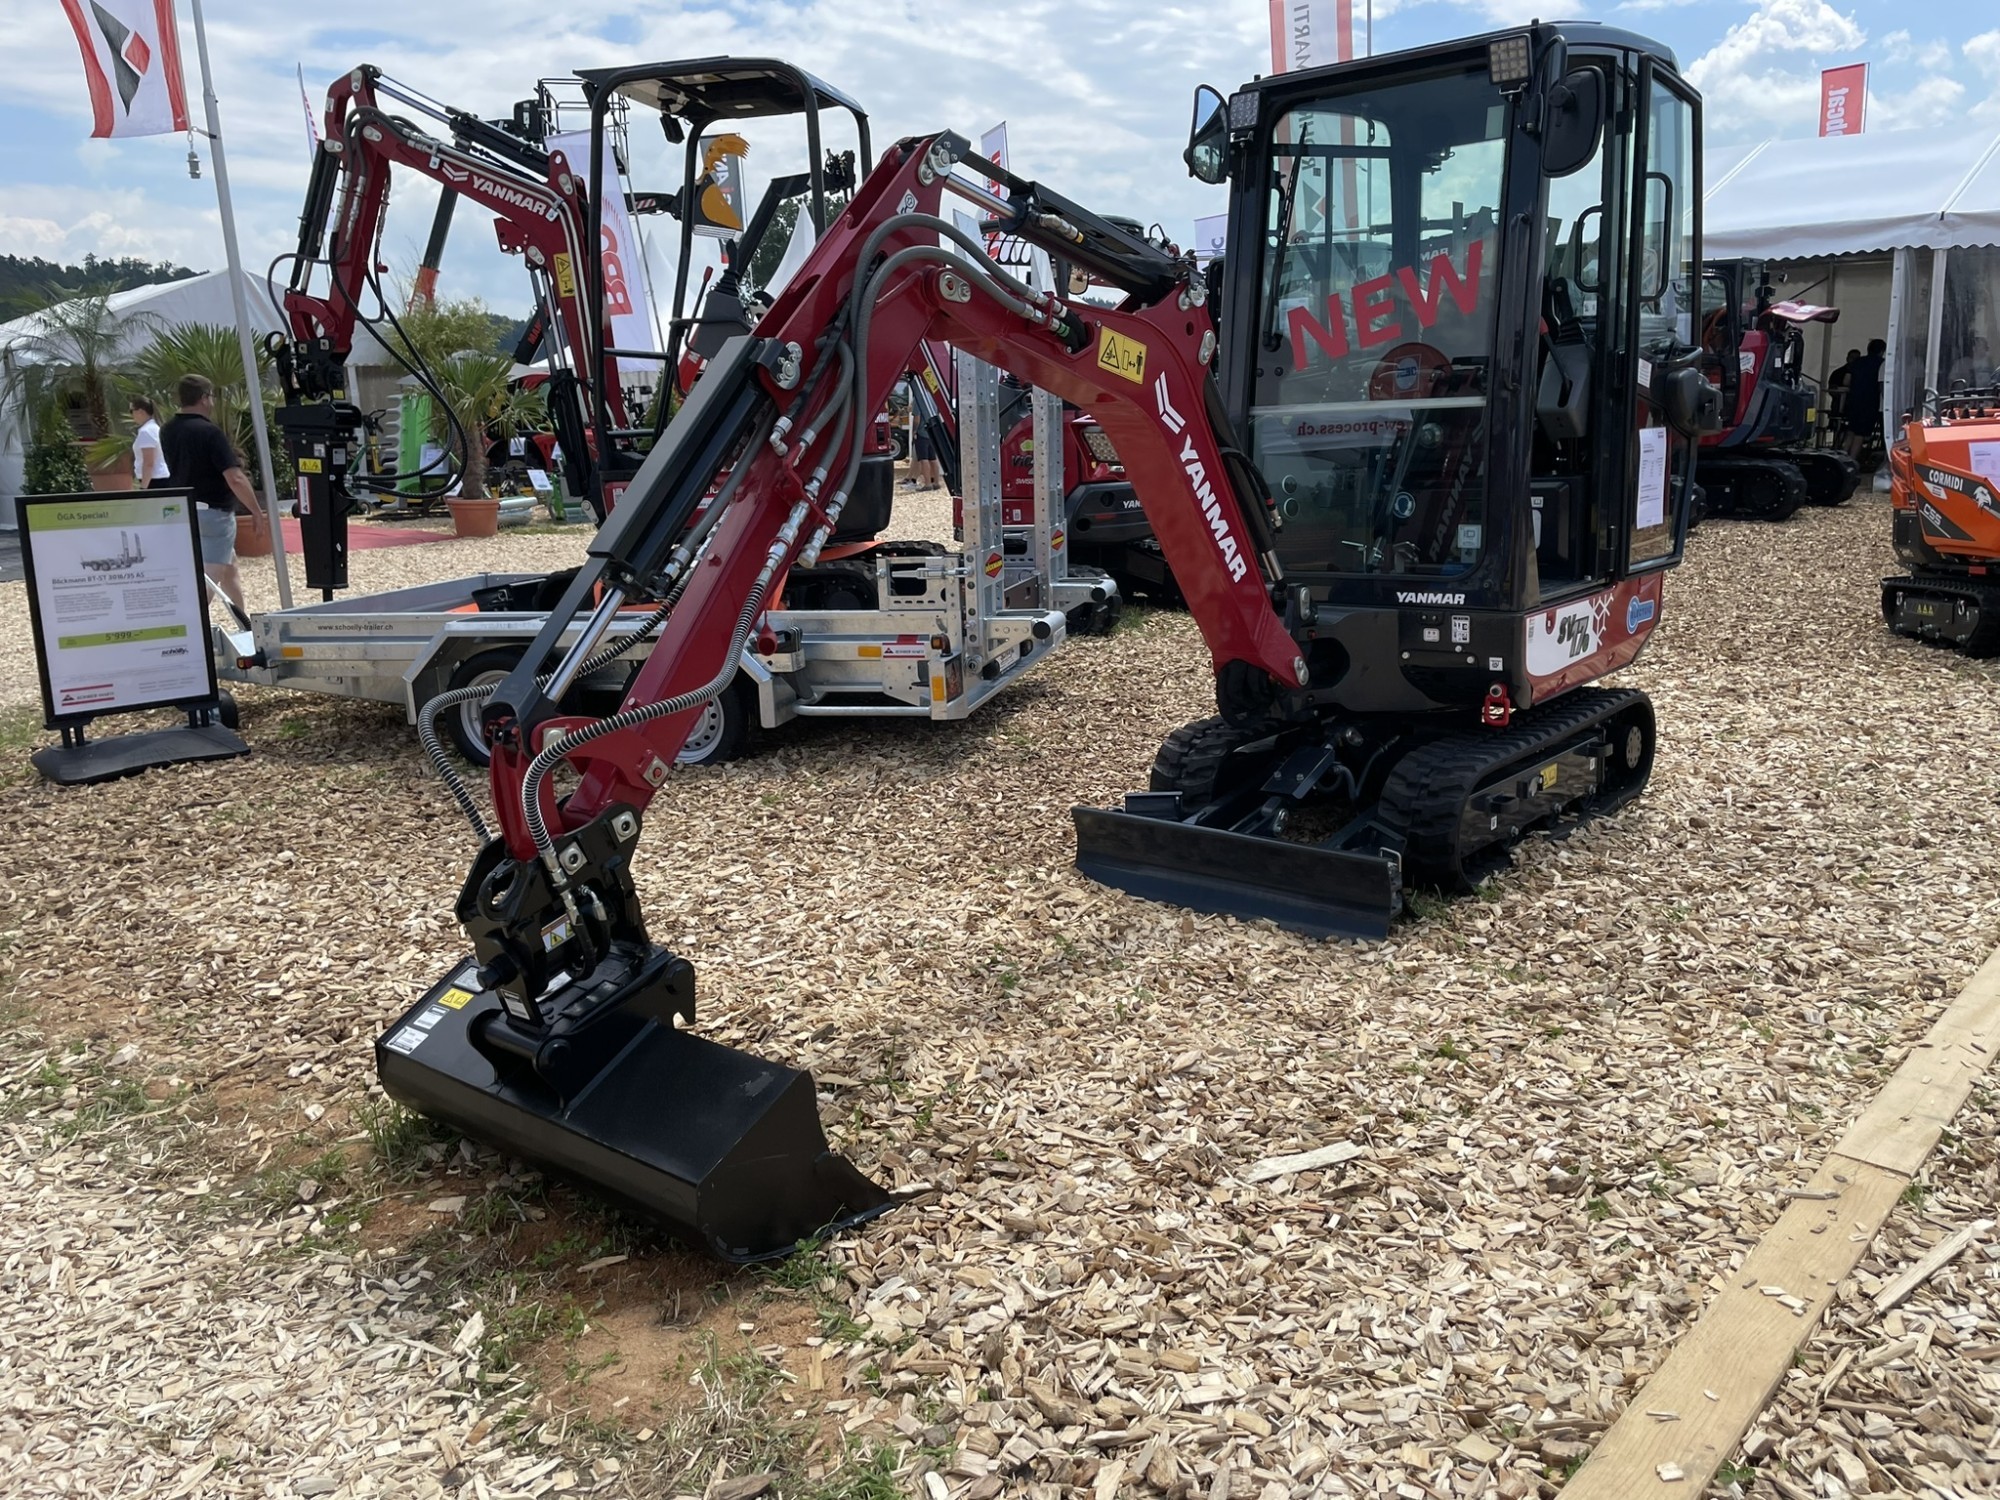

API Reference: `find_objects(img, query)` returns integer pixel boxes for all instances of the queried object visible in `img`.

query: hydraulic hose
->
[415,402,779,846]
[518,501,813,871]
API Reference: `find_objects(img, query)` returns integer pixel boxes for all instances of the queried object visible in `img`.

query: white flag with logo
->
[59,0,189,138]
[549,132,659,381]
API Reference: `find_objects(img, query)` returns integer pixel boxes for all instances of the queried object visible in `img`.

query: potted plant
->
[429,350,543,538]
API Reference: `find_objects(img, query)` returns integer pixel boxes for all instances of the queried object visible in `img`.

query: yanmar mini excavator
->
[1695,258,1859,519]
[1883,386,2000,654]
[376,23,1718,1260]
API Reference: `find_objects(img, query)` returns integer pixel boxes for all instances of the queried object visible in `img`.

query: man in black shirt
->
[161,373,268,610]
[1842,339,1887,461]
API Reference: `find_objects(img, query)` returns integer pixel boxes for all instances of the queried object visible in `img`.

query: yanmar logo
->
[1396,590,1466,606]
[1155,375,1247,582]
[435,159,561,222]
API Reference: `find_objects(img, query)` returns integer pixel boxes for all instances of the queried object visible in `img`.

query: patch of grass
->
[1433,1038,1469,1063]
[1715,1461,1756,1485]
[1585,1196,1612,1223]
[354,1097,455,1181]
[1900,1181,1929,1208]
[276,717,311,740]
[806,1441,902,1500]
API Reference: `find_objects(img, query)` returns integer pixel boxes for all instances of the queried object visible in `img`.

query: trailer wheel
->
[674,676,751,766]
[442,650,751,768]
[445,649,521,768]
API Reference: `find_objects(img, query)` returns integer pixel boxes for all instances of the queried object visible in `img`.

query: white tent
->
[1706,127,2000,260]
[1702,127,2000,445]
[1,270,283,517]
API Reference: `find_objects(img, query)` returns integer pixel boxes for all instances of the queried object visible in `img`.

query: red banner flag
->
[1819,63,1867,137]
[59,0,189,138]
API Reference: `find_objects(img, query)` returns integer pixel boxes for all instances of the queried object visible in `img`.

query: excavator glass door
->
[1245,66,1506,587]
[1527,53,1700,594]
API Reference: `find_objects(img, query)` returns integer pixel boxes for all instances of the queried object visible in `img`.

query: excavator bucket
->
[375,964,894,1262]
[1072,803,1403,941]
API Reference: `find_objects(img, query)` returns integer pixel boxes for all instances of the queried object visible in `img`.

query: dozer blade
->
[376,964,894,1263]
[1073,804,1402,941]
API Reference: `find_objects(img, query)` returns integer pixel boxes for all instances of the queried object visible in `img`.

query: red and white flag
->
[1819,63,1867,137]
[59,0,189,138]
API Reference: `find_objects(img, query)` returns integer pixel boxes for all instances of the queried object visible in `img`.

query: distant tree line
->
[0,254,202,322]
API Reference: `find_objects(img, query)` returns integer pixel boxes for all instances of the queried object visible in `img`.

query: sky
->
[5,0,1998,322]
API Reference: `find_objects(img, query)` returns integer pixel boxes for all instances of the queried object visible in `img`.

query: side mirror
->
[1661,367,1724,437]
[1185,85,1229,185]
[1543,68,1603,178]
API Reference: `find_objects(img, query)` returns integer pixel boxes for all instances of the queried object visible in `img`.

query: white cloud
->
[3,1,1269,311]
[1684,0,1868,139]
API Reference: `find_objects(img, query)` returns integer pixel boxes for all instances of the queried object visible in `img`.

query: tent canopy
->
[0,269,281,365]
[1706,126,2000,261]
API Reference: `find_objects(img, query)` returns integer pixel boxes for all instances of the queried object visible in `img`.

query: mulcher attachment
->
[375,952,894,1262]
[1074,688,1656,940]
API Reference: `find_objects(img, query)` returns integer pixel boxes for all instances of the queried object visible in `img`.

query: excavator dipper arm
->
[387,133,1304,1261]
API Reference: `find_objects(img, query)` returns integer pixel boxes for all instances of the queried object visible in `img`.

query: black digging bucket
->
[375,962,895,1262]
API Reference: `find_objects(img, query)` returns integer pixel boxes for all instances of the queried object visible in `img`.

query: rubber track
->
[1149,715,1261,813]
[1376,686,1652,890]
[1793,448,1860,507]
[1883,575,2000,658]
[1701,456,1808,520]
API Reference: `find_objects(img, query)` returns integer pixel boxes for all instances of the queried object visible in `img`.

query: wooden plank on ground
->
[1561,944,2000,1499]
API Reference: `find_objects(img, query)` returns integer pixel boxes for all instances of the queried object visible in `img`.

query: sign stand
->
[16,488,250,787]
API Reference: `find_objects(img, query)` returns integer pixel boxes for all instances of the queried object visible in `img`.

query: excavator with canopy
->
[370,23,1718,1260]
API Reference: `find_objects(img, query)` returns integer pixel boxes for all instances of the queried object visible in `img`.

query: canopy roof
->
[0,269,281,365]
[1705,126,2000,260]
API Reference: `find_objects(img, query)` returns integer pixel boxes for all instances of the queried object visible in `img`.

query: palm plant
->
[3,293,152,438]
[429,351,541,499]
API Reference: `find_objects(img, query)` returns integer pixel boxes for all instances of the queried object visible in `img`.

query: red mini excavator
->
[1883,387,2000,654]
[373,23,1717,1260]
[1694,258,1858,519]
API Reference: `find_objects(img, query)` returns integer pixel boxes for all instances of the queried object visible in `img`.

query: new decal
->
[1287,240,1486,372]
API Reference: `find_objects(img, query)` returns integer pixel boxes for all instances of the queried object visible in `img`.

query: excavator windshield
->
[1250,65,1507,579]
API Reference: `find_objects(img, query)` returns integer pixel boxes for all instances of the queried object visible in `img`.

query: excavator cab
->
[562,59,874,513]
[1076,23,1721,936]
[1209,24,1707,630]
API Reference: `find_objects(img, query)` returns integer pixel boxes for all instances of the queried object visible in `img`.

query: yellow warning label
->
[297,458,323,474]
[437,987,476,1010]
[1096,327,1147,384]
[553,253,575,298]
[1538,763,1559,791]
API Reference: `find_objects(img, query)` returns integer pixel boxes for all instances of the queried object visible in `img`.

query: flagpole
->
[185,0,292,608]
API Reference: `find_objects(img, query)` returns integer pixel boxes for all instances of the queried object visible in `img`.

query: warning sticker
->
[984,551,1004,578]
[437,986,475,1010]
[882,643,927,658]
[297,457,323,475]
[383,1027,427,1056]
[1096,327,1147,384]
[1051,528,1066,550]
[553,253,575,298]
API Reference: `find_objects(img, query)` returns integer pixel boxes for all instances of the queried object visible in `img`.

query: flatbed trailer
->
[213,353,1108,764]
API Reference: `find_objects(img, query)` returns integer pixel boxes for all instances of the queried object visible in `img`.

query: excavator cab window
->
[1247,65,1506,583]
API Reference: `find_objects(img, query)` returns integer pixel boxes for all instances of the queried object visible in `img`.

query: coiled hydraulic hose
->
[518,502,812,872]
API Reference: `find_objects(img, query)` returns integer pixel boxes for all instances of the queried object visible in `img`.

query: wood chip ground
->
[0,492,1994,1497]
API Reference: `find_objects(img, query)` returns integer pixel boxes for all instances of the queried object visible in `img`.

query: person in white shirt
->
[130,397,170,488]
